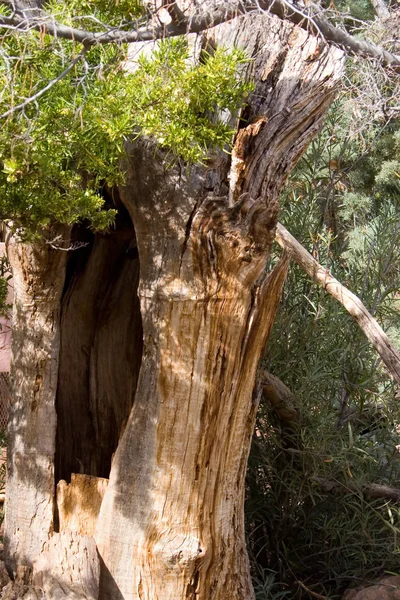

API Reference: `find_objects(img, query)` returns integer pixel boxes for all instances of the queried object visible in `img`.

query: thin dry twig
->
[0,45,89,119]
[0,0,399,68]
[297,580,330,600]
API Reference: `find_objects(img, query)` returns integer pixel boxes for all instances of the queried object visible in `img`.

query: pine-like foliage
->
[247,96,400,598]
[0,3,250,237]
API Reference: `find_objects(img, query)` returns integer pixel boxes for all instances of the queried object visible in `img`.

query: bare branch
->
[370,0,390,19]
[314,476,400,503]
[296,581,329,600]
[275,222,400,387]
[0,45,88,119]
[0,0,399,70]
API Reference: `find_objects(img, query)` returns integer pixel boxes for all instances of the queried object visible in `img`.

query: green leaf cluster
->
[0,29,250,237]
[39,0,144,30]
[126,39,252,162]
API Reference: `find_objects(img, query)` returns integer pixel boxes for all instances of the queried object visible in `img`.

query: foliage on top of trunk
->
[0,29,249,236]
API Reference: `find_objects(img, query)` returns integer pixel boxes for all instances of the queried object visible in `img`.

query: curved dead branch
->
[275,222,400,387]
[314,477,400,503]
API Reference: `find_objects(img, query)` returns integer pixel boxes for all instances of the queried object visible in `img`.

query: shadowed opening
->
[55,188,143,484]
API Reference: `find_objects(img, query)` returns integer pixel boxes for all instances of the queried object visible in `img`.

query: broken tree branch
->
[370,0,390,20]
[261,371,300,424]
[275,222,400,387]
[0,0,399,70]
[313,476,400,503]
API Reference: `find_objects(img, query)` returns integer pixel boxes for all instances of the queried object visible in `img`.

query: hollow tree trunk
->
[3,9,345,600]
[4,226,70,575]
[95,148,290,600]
[55,209,142,483]
[95,15,344,600]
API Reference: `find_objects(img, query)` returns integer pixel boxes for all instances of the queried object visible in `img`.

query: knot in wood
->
[192,194,277,287]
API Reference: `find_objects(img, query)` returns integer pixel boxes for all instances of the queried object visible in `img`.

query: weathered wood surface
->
[95,13,344,600]
[33,531,100,600]
[1,531,99,599]
[0,531,99,600]
[261,371,299,424]
[4,226,70,575]
[343,576,400,600]
[57,473,108,536]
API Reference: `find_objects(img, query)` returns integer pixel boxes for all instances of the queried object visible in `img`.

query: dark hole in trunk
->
[55,192,143,485]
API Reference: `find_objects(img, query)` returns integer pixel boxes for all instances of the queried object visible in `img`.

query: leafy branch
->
[0,0,399,68]
[0,44,88,119]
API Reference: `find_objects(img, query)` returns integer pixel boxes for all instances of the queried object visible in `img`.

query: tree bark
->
[261,371,299,424]
[95,145,290,600]
[95,14,345,600]
[32,530,100,599]
[370,0,390,19]
[4,226,70,575]
[3,9,345,600]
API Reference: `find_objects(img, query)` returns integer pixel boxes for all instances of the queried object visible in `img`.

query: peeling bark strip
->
[94,14,344,600]
[57,473,108,536]
[4,226,70,575]
[276,223,400,386]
